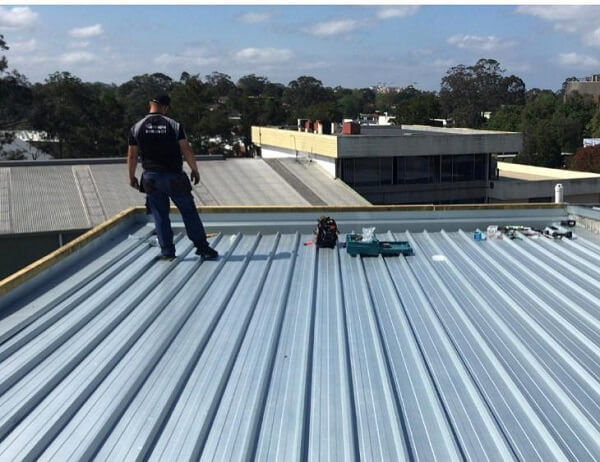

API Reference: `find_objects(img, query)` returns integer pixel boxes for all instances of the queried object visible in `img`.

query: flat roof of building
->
[1,205,599,461]
[253,126,522,159]
[401,124,519,135]
[498,162,600,181]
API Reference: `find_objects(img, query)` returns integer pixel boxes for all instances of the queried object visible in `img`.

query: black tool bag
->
[315,216,339,248]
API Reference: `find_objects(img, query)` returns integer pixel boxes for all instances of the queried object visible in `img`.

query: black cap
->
[150,94,171,106]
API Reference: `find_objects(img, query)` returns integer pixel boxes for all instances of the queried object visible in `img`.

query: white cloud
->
[238,12,270,24]
[447,34,516,52]
[8,38,37,54]
[68,41,90,49]
[584,27,600,48]
[557,52,600,68]
[154,47,220,67]
[69,24,103,38]
[517,6,600,48]
[59,51,95,64]
[0,6,38,30]
[377,6,419,20]
[516,5,598,23]
[234,47,293,64]
[303,19,359,37]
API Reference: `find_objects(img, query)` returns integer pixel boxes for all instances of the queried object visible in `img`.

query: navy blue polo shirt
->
[128,113,187,173]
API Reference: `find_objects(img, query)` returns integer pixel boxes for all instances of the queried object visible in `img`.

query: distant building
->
[370,84,403,94]
[565,74,600,105]
[0,132,54,161]
[491,162,600,204]
[252,124,522,205]
[357,112,395,126]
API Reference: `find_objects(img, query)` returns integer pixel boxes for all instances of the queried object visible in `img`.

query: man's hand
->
[130,176,140,190]
[190,169,200,185]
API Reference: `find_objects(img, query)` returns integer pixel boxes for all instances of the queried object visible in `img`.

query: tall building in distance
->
[565,74,600,105]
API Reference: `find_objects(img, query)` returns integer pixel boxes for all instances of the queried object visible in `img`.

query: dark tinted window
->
[453,154,474,182]
[441,155,453,182]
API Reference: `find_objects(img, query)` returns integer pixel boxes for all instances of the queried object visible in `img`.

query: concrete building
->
[1,204,600,460]
[565,74,600,105]
[252,124,522,204]
[492,162,600,203]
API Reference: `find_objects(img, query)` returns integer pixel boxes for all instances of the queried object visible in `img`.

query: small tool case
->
[345,234,413,257]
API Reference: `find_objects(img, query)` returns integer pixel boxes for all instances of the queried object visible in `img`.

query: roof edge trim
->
[0,207,141,297]
[189,203,564,213]
[0,202,565,297]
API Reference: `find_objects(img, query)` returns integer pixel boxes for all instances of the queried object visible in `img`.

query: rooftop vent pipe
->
[555,183,564,203]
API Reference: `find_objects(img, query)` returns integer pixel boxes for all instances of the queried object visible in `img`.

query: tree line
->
[1,34,599,170]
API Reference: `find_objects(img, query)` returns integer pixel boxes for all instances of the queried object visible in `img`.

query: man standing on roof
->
[127,94,218,260]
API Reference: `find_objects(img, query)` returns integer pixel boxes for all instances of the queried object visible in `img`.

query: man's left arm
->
[127,145,140,189]
[179,139,200,185]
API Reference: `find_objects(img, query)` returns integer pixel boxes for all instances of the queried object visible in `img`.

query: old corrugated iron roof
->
[0,210,599,461]
[0,158,369,235]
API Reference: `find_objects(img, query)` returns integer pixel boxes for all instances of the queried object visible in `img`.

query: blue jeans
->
[141,171,208,257]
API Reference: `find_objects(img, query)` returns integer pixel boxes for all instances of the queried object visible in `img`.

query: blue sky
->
[2,5,600,91]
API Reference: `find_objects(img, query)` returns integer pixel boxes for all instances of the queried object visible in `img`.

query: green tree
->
[284,76,337,122]
[337,88,376,119]
[553,92,596,152]
[0,35,6,74]
[31,72,125,158]
[587,109,600,138]
[237,73,268,97]
[486,105,523,132]
[393,88,440,125]
[118,73,174,124]
[304,101,340,122]
[440,58,525,128]
[198,108,232,142]
[517,92,562,167]
[169,73,209,148]
[204,71,236,101]
[0,35,33,156]
[337,92,361,119]
[230,74,287,144]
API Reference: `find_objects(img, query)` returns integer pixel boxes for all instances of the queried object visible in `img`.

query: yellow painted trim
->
[0,207,141,296]
[251,126,338,158]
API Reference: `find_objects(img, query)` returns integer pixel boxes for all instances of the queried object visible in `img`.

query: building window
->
[405,156,432,184]
[341,157,393,187]
[354,158,381,186]
[474,154,486,181]
[395,157,405,184]
[441,155,453,182]
[379,158,393,185]
[342,154,488,187]
[453,154,475,182]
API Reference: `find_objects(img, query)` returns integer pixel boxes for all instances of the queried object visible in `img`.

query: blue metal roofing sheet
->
[0,217,599,461]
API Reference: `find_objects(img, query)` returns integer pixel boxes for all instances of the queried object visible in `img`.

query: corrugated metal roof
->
[0,215,599,461]
[1,159,369,235]
[10,166,90,233]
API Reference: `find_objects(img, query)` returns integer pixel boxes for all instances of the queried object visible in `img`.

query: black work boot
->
[196,245,218,260]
